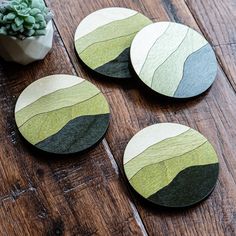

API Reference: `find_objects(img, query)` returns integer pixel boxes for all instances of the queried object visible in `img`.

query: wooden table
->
[0,0,236,235]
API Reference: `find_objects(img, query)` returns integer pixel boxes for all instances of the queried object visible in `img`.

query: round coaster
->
[15,75,110,154]
[123,123,219,208]
[130,22,217,98]
[74,7,152,79]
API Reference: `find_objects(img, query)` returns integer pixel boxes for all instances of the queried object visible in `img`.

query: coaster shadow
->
[128,64,213,106]
[74,49,212,108]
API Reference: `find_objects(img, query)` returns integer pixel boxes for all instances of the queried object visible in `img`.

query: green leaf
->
[24,23,34,29]
[17,8,30,17]
[15,16,24,26]
[39,20,46,29]
[30,8,41,16]
[3,15,10,23]
[25,28,35,36]
[0,0,52,38]
[11,0,21,5]
[31,0,45,10]
[0,27,7,35]
[35,13,44,22]
[33,23,40,29]
[6,13,16,20]
[20,2,28,8]
[11,22,23,31]
[25,15,35,24]
[5,5,15,11]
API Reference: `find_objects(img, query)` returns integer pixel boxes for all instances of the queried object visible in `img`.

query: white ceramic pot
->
[0,21,54,65]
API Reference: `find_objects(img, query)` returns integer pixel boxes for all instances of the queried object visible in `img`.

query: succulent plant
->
[0,0,53,39]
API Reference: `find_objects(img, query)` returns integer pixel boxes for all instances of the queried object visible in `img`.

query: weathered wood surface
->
[0,0,236,235]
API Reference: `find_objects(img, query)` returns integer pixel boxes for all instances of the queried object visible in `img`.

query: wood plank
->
[185,0,236,89]
[0,32,146,235]
[46,0,236,235]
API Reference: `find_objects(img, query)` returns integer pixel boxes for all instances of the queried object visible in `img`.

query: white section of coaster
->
[131,22,217,98]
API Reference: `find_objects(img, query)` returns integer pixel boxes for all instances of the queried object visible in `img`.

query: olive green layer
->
[79,32,136,69]
[16,81,100,127]
[76,14,151,69]
[124,129,208,179]
[36,114,109,154]
[129,141,218,198]
[76,13,151,54]
[147,163,219,207]
[19,93,109,145]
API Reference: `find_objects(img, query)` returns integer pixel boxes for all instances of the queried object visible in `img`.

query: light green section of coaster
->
[75,13,151,54]
[79,32,137,69]
[74,7,152,78]
[123,123,219,207]
[124,129,206,179]
[19,93,109,145]
[131,22,217,98]
[15,75,110,154]
[16,81,100,127]
[129,141,217,198]
[151,29,207,96]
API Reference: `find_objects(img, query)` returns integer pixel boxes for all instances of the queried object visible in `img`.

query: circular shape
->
[123,123,219,208]
[74,7,152,78]
[15,75,110,154]
[131,22,217,98]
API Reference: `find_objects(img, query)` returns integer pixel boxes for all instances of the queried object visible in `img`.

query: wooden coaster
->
[130,22,218,98]
[74,7,152,79]
[15,75,110,154]
[123,123,219,208]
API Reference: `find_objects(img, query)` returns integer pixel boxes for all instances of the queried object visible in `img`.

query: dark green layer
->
[95,48,131,78]
[147,163,219,207]
[35,114,109,154]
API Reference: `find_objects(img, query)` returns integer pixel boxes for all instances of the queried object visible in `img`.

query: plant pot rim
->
[0,20,53,41]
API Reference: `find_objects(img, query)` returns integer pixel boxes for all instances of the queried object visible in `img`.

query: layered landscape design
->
[74,7,152,78]
[131,22,217,98]
[124,124,219,207]
[15,75,110,154]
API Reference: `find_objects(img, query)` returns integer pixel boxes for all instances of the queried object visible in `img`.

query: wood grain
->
[45,0,236,235]
[0,33,146,235]
[0,0,236,235]
[185,0,236,89]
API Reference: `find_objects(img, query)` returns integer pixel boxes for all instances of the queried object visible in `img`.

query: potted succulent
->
[0,0,53,65]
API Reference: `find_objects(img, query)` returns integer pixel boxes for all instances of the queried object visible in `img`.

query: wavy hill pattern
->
[148,163,219,207]
[132,22,216,97]
[15,75,84,112]
[95,48,131,78]
[174,44,217,97]
[125,129,207,179]
[15,77,110,154]
[36,114,109,154]
[123,124,219,204]
[129,141,217,198]
[124,123,190,163]
[15,81,100,126]
[75,9,152,78]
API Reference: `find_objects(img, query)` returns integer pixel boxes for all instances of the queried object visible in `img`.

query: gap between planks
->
[44,1,236,235]
[43,1,149,234]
